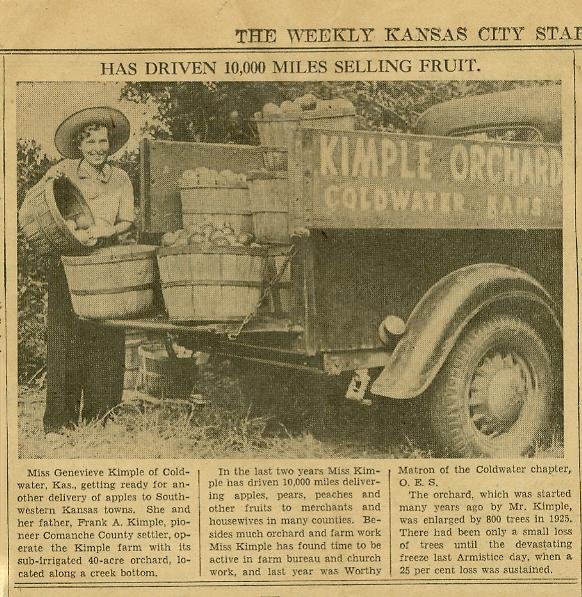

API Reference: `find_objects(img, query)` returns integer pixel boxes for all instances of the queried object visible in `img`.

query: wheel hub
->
[469,351,532,437]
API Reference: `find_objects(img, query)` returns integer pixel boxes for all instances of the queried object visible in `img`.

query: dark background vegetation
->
[18,80,543,383]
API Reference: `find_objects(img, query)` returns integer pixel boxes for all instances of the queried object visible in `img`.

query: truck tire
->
[428,314,557,457]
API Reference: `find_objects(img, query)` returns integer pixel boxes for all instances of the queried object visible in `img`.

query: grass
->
[18,359,562,460]
[18,360,427,459]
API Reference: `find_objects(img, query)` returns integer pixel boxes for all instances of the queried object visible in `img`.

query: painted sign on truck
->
[303,129,562,229]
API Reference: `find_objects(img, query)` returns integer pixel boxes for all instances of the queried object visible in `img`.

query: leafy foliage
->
[121,80,549,144]
[17,139,56,383]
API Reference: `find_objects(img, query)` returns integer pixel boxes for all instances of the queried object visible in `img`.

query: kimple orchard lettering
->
[318,134,562,220]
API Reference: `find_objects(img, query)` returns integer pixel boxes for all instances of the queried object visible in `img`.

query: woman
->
[41,106,134,438]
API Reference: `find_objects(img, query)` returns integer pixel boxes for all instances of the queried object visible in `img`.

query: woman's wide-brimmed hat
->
[54,106,131,159]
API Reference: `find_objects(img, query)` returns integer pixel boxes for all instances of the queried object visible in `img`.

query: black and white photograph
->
[17,80,564,460]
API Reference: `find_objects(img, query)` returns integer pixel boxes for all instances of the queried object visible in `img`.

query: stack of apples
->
[64,214,117,247]
[179,167,247,188]
[258,94,354,117]
[161,222,256,248]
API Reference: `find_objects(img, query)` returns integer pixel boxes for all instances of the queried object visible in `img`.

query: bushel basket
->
[179,171,252,234]
[138,342,194,399]
[62,244,158,319]
[124,330,150,390]
[157,245,270,322]
[18,177,95,256]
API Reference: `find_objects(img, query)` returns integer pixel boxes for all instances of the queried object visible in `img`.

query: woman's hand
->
[71,227,97,246]
[87,221,116,239]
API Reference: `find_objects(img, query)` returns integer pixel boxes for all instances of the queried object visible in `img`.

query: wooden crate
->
[254,100,356,149]
[157,245,268,321]
[62,245,158,319]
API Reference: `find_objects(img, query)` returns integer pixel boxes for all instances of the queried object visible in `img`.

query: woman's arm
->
[87,220,132,239]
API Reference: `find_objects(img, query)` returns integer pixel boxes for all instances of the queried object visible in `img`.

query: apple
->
[75,213,92,230]
[298,93,318,110]
[201,223,215,237]
[236,233,254,246]
[190,233,205,244]
[262,102,281,115]
[281,100,295,113]
[186,224,202,235]
[161,231,178,247]
[181,169,197,183]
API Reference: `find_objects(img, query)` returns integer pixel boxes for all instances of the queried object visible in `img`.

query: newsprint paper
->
[1,1,581,596]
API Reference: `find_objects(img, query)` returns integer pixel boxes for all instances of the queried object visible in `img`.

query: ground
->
[17,359,563,459]
[18,360,424,459]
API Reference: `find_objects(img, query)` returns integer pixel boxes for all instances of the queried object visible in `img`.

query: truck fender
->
[370,263,561,400]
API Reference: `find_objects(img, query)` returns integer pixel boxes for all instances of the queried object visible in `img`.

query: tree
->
[17,139,52,208]
[121,80,549,144]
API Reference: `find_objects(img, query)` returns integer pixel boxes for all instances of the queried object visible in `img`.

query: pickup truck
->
[104,84,563,458]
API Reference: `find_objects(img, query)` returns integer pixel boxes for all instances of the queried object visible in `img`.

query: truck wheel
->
[428,314,556,457]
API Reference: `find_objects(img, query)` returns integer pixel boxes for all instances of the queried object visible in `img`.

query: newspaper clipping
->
[1,2,581,596]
